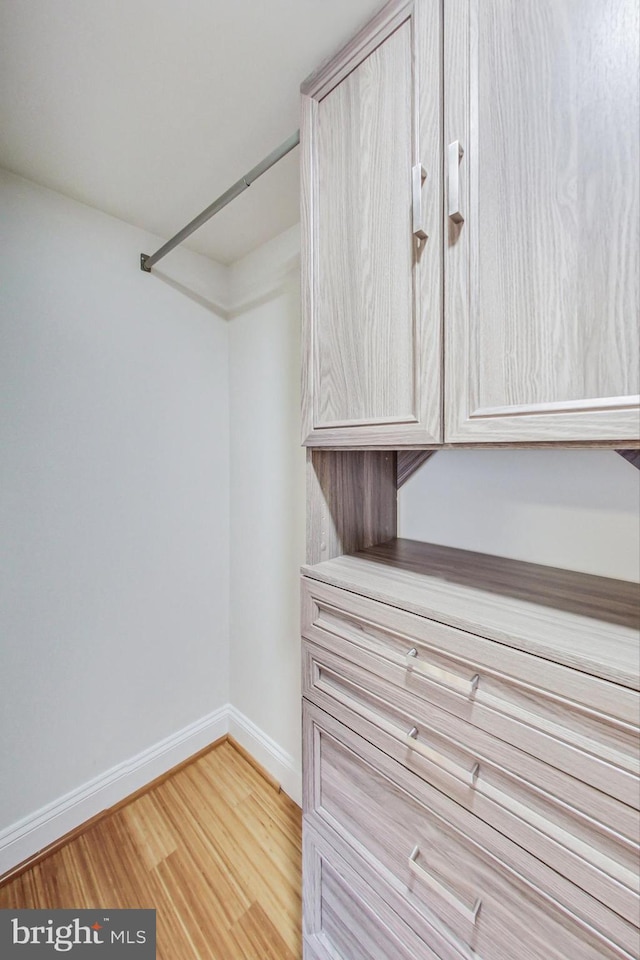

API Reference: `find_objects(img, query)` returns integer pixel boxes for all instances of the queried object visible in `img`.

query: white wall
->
[223,231,639,808]
[2,176,636,871]
[228,227,306,802]
[0,170,231,854]
[399,449,640,582]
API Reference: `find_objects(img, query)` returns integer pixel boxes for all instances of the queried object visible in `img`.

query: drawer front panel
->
[304,702,638,960]
[303,823,446,960]
[303,639,640,923]
[302,578,640,806]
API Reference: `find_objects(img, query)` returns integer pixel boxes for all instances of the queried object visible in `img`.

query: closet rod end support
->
[140,253,152,273]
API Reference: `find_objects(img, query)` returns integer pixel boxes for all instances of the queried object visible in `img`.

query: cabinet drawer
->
[304,701,638,960]
[303,639,639,924]
[302,578,640,807]
[303,822,446,960]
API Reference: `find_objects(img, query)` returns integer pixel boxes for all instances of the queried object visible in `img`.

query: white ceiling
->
[0,0,382,264]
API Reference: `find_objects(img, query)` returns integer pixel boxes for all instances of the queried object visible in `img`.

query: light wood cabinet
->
[444,0,640,442]
[303,823,441,960]
[301,0,640,447]
[300,0,640,955]
[301,0,443,447]
[300,538,640,960]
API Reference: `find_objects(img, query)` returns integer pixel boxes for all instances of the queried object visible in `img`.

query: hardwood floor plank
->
[234,793,302,945]
[0,740,302,959]
[158,777,253,923]
[230,900,299,960]
[154,851,241,960]
[200,741,262,807]
[166,770,299,940]
[120,791,179,871]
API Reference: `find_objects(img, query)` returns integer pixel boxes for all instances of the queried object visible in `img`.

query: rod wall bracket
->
[140,253,152,273]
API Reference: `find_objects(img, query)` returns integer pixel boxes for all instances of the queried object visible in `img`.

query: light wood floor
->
[0,740,302,959]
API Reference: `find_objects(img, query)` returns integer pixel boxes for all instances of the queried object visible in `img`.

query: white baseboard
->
[0,706,229,877]
[227,705,302,806]
[0,705,301,877]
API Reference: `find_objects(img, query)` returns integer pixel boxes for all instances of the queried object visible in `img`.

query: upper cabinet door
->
[301,0,443,447]
[444,0,640,442]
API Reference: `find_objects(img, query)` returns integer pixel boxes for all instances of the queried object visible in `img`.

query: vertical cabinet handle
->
[412,163,428,240]
[406,647,479,699]
[448,141,464,223]
[409,846,482,924]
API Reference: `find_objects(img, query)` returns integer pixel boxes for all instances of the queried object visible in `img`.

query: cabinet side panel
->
[301,92,316,443]
[306,450,397,564]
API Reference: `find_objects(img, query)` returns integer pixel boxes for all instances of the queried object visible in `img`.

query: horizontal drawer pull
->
[407,726,480,787]
[406,647,479,698]
[479,775,640,895]
[409,845,481,925]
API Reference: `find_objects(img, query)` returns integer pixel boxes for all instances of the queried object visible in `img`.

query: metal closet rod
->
[141,129,300,273]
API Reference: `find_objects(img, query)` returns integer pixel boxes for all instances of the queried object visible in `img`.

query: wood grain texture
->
[299,89,316,448]
[304,702,637,960]
[301,0,444,447]
[302,639,639,921]
[445,0,640,443]
[316,20,415,424]
[356,538,640,630]
[396,449,436,486]
[0,741,302,960]
[303,822,442,960]
[301,0,414,100]
[305,449,396,564]
[302,576,639,804]
[617,449,640,470]
[302,540,640,689]
[0,738,229,887]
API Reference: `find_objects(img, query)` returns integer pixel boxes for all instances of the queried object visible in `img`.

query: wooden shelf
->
[302,538,640,690]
